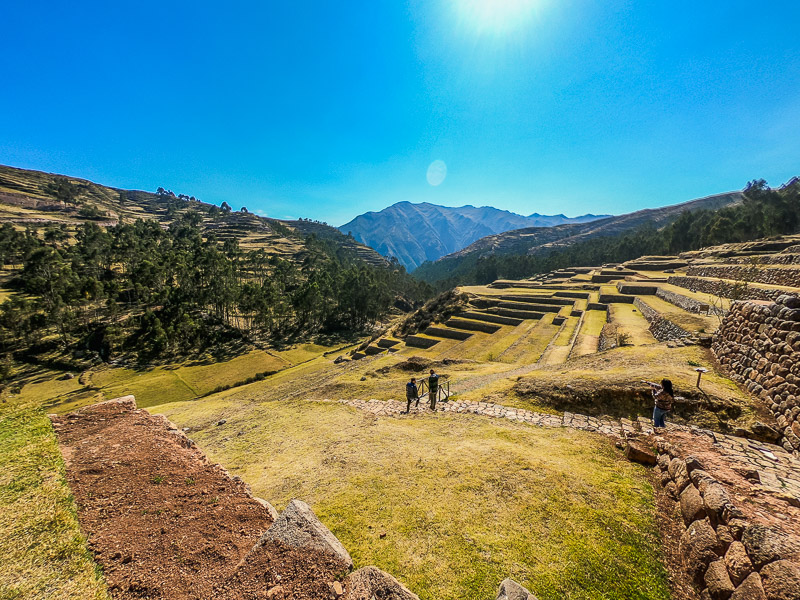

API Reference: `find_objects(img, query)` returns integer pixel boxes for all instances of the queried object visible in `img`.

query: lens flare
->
[456,0,539,34]
[426,160,448,186]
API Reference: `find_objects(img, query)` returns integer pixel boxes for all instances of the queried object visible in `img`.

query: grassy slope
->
[154,396,669,600]
[0,396,109,600]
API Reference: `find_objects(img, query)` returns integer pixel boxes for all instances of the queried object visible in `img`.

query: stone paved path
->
[334,397,800,505]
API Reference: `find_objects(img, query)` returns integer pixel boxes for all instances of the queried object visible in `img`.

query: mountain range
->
[412,190,745,283]
[339,202,606,271]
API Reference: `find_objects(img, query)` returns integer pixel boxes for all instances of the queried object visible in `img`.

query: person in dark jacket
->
[405,377,419,413]
[647,379,674,428]
[428,369,439,410]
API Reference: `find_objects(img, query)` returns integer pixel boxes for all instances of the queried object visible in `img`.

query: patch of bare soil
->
[51,399,342,599]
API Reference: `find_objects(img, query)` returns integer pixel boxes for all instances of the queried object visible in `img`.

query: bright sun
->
[457,0,539,34]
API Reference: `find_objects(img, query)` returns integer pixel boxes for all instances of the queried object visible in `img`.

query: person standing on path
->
[647,379,674,428]
[428,369,439,410]
[405,377,419,414]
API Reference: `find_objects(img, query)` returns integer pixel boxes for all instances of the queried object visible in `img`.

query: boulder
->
[704,559,735,600]
[725,541,754,585]
[742,525,789,570]
[625,441,657,465]
[730,573,766,600]
[256,499,352,568]
[681,519,724,582]
[342,566,419,600]
[680,485,707,525]
[759,560,800,600]
[703,483,732,523]
[496,578,537,600]
[669,458,691,492]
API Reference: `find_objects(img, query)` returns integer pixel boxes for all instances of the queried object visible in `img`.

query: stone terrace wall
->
[713,296,800,452]
[687,265,800,288]
[633,298,691,341]
[654,443,800,600]
[723,254,800,265]
[655,287,725,316]
[668,276,791,302]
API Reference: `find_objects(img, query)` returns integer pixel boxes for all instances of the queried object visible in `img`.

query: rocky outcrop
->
[712,296,800,452]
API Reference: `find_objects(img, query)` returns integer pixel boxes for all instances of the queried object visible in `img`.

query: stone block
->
[343,566,420,600]
[705,559,735,600]
[682,519,724,582]
[730,572,766,600]
[742,525,789,570]
[759,560,800,600]
[725,541,754,585]
[681,484,707,525]
[496,578,537,600]
[256,499,352,568]
[625,441,657,465]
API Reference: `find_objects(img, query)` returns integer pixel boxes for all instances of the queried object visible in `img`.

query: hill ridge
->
[340,201,607,271]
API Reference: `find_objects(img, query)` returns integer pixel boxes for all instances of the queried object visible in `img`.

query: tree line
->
[0,212,431,364]
[414,179,800,287]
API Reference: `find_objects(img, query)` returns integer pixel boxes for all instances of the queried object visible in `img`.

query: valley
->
[5,229,800,599]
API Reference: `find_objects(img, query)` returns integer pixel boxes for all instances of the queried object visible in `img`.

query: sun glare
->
[456,0,539,34]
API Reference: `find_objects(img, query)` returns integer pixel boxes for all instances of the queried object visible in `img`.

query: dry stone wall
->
[724,254,800,265]
[668,276,791,302]
[687,265,800,288]
[654,442,800,600]
[633,298,691,341]
[656,287,725,316]
[712,296,800,452]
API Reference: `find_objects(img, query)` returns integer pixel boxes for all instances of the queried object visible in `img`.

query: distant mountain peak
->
[339,202,607,271]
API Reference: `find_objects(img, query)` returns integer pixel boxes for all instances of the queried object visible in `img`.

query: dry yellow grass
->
[0,394,110,600]
[152,396,670,600]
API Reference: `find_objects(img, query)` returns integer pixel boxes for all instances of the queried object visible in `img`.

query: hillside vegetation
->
[0,165,431,372]
[414,180,798,286]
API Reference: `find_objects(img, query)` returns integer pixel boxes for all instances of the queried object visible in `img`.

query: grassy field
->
[11,344,353,415]
[608,304,656,346]
[572,310,606,357]
[0,396,109,600]
[154,396,670,600]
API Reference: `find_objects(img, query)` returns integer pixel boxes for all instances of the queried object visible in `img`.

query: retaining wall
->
[633,298,691,341]
[446,318,501,334]
[616,284,658,295]
[654,443,800,600]
[687,265,800,288]
[667,276,792,302]
[656,287,724,316]
[712,296,800,452]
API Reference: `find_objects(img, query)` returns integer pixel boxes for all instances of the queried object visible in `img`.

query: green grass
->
[155,397,670,600]
[0,395,109,600]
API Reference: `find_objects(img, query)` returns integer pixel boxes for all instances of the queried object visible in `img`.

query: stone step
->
[457,311,523,326]
[423,326,473,341]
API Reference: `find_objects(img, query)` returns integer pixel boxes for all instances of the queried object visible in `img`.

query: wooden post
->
[695,367,708,388]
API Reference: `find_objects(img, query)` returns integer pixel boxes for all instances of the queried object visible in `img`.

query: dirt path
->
[51,398,345,599]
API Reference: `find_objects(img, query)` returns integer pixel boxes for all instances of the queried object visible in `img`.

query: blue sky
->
[1,1,799,225]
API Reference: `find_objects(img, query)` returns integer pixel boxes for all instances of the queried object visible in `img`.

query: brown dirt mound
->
[51,398,343,599]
